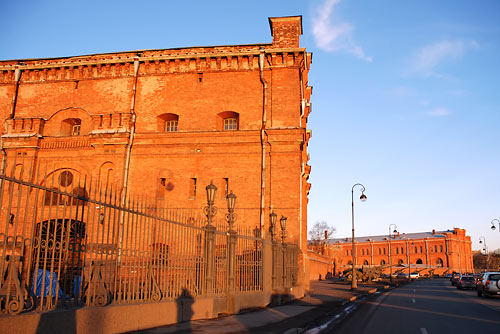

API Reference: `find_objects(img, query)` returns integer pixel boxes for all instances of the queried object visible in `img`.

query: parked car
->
[410,272,420,279]
[476,272,500,297]
[456,275,475,290]
[450,274,461,286]
[396,272,409,279]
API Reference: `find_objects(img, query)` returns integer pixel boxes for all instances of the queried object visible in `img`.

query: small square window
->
[224,118,238,131]
[165,120,178,132]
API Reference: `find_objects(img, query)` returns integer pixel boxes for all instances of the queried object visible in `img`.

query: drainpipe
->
[118,57,140,262]
[445,238,450,271]
[299,163,305,250]
[9,66,22,119]
[1,66,22,179]
[122,57,140,203]
[258,49,268,235]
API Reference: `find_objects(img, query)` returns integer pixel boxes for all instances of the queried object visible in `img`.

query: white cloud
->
[428,107,452,117]
[312,0,372,62]
[409,40,478,77]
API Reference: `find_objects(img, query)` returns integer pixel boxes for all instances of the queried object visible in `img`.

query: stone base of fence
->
[0,287,305,334]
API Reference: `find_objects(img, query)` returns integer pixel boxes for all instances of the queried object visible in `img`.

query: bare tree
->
[309,221,336,246]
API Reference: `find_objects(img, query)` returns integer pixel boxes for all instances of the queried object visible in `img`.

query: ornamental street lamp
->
[491,219,500,232]
[479,236,489,270]
[388,224,397,282]
[351,183,367,290]
[280,215,288,243]
[204,181,218,226]
[225,190,237,231]
[269,211,277,241]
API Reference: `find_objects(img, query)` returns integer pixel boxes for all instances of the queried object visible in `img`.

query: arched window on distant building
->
[157,113,179,132]
[61,118,81,136]
[436,258,444,267]
[416,259,423,264]
[363,260,369,265]
[380,259,386,265]
[217,111,239,131]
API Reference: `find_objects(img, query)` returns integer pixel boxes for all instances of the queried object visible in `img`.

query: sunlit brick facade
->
[309,228,474,279]
[0,16,312,281]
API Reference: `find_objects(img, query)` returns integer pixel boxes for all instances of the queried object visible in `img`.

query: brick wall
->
[0,16,312,285]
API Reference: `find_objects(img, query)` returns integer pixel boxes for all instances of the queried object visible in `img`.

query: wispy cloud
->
[428,107,452,117]
[312,0,372,62]
[409,40,478,77]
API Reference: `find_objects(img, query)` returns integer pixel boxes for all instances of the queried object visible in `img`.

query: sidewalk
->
[128,280,391,334]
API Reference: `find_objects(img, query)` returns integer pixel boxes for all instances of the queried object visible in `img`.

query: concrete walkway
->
[127,280,391,334]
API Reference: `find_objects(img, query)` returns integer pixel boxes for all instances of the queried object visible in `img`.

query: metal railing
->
[0,161,297,315]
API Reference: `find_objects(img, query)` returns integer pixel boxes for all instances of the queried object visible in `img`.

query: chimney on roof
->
[432,229,436,235]
[397,232,400,237]
[268,16,303,48]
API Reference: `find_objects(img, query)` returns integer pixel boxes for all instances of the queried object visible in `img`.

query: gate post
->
[227,229,237,291]
[203,224,216,295]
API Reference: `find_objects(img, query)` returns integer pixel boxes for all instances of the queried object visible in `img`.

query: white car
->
[410,272,420,279]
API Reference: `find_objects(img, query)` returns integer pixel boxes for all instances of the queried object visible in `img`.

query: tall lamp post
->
[351,183,367,289]
[388,224,397,282]
[491,219,500,232]
[479,236,489,271]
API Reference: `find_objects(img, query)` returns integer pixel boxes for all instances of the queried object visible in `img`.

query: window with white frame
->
[224,118,238,131]
[165,120,178,132]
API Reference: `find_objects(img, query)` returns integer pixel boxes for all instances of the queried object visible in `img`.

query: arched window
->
[436,258,443,267]
[363,260,369,265]
[157,113,179,132]
[217,111,239,131]
[398,259,404,265]
[380,259,386,265]
[61,118,81,136]
[416,259,423,264]
[347,261,352,265]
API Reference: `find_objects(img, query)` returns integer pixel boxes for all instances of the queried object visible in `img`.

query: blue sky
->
[1,0,499,251]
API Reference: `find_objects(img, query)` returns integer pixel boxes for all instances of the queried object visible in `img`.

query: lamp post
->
[280,215,288,288]
[479,236,489,271]
[269,211,277,241]
[388,224,397,282]
[269,211,278,287]
[491,219,500,232]
[204,180,218,226]
[225,190,237,231]
[203,181,218,293]
[351,183,367,290]
[280,215,287,243]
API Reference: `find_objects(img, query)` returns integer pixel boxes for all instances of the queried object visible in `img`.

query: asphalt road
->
[326,278,500,334]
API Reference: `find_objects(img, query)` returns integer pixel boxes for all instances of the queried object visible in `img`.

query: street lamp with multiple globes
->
[388,224,397,282]
[351,183,367,290]
[491,219,500,232]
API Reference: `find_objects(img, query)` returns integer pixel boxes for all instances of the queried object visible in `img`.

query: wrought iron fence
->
[0,161,297,316]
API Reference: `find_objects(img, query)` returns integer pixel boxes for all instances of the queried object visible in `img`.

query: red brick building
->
[0,16,311,277]
[309,228,474,279]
